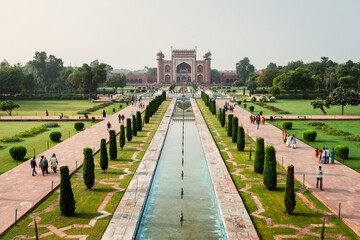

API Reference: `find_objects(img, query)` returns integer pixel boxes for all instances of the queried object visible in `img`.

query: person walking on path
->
[41,156,49,176]
[107,121,112,131]
[121,114,125,123]
[118,114,121,123]
[261,116,265,125]
[30,157,37,176]
[330,148,336,164]
[316,166,323,191]
[130,111,133,119]
[286,134,291,147]
[50,154,58,173]
[46,110,48,116]
[325,148,330,164]
[321,148,326,164]
[291,134,297,149]
[256,114,260,129]
[103,109,106,118]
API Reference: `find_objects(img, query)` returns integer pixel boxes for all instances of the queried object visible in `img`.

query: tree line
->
[0,52,126,100]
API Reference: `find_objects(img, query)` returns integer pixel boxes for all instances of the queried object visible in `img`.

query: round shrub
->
[9,146,27,160]
[74,122,84,131]
[303,130,317,141]
[269,96,276,102]
[50,131,62,142]
[260,95,267,102]
[91,116,95,122]
[270,116,274,122]
[250,96,257,102]
[244,103,247,108]
[335,145,349,159]
[282,121,293,130]
[249,106,254,112]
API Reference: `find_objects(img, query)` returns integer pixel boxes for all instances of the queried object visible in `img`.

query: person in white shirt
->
[50,153,58,173]
[316,166,323,191]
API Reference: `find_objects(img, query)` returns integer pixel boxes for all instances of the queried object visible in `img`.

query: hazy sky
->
[1,0,359,70]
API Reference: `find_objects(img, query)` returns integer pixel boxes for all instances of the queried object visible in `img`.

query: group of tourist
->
[250,114,265,129]
[315,147,336,164]
[282,129,297,149]
[118,114,126,124]
[223,101,235,112]
[30,154,58,176]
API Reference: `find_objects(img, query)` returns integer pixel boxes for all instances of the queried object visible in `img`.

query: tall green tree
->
[136,111,142,131]
[258,69,281,87]
[326,87,360,115]
[119,124,125,150]
[254,138,265,174]
[126,118,132,142]
[236,57,255,83]
[109,130,117,160]
[0,64,25,96]
[100,138,108,173]
[221,108,226,127]
[132,115,137,136]
[83,148,95,190]
[67,63,107,100]
[284,165,296,215]
[60,166,75,216]
[105,73,126,90]
[232,116,238,143]
[338,75,356,89]
[146,67,157,76]
[266,62,277,69]
[144,106,150,123]
[263,145,277,191]
[28,51,64,92]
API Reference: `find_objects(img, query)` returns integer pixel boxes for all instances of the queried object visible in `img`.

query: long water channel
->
[134,98,227,239]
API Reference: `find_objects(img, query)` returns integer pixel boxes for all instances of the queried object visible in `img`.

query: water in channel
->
[134,99,227,239]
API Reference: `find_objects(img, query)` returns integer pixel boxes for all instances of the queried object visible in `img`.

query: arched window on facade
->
[165,75,170,82]
[165,65,170,72]
[176,62,191,73]
[197,65,203,72]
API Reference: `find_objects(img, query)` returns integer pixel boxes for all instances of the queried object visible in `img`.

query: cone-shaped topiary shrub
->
[254,137,265,174]
[83,148,95,190]
[74,122,84,131]
[136,111,142,131]
[60,166,75,216]
[237,126,245,151]
[9,146,27,160]
[119,124,125,150]
[227,114,233,137]
[100,138,108,173]
[144,106,150,123]
[109,130,117,160]
[219,108,222,123]
[132,115,137,137]
[221,108,226,127]
[232,116,238,143]
[284,165,296,214]
[126,118,132,142]
[49,131,62,142]
[263,145,277,191]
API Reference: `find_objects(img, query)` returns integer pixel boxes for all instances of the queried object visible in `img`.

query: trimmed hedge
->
[237,126,245,151]
[83,148,95,190]
[126,118,132,142]
[100,138,108,173]
[136,111,142,131]
[284,165,296,215]
[263,145,277,191]
[221,108,226,127]
[119,124,125,150]
[49,131,62,142]
[60,166,75,216]
[109,130,117,160]
[9,146,27,160]
[282,121,293,130]
[335,145,349,159]
[303,130,317,142]
[74,122,84,131]
[227,114,233,137]
[132,115,137,137]
[232,117,238,143]
[254,138,264,174]
[249,106,254,112]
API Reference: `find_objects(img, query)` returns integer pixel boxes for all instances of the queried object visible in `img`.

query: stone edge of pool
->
[191,98,259,240]
[101,98,176,240]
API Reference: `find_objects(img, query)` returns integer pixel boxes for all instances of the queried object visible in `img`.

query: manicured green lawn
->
[197,99,359,240]
[240,99,360,116]
[1,100,125,117]
[0,121,94,174]
[2,100,170,240]
[274,120,360,173]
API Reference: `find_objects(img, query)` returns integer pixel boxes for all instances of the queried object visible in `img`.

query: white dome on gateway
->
[156,47,211,85]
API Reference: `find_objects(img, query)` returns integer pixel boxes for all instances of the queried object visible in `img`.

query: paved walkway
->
[266,115,360,121]
[0,115,105,121]
[102,99,176,240]
[217,100,360,236]
[192,99,258,240]
[0,102,148,236]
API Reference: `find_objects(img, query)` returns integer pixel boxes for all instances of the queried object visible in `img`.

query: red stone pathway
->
[0,102,148,236]
[217,100,360,236]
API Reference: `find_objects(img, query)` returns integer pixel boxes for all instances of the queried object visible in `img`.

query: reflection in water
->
[134,100,227,239]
